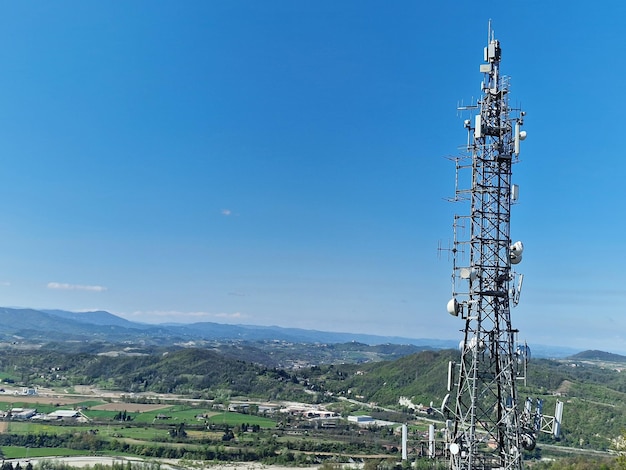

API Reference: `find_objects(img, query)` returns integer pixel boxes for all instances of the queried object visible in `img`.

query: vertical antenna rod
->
[445,25,530,470]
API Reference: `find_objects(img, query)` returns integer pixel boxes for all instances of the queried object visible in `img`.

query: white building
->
[47,410,80,420]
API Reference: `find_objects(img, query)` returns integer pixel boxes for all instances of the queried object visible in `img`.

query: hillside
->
[0,347,311,402]
[1,306,456,350]
[570,350,626,363]
[42,309,147,328]
[0,307,586,358]
[3,344,625,453]
[308,348,457,407]
[306,352,626,452]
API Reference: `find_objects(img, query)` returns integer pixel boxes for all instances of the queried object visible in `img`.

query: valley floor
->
[6,456,326,470]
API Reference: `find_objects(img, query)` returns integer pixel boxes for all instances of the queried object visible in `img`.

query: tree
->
[222,428,235,441]
[169,423,187,439]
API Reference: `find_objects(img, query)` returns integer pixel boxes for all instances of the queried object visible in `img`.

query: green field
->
[106,425,172,441]
[3,409,276,437]
[1,446,87,459]
[0,409,283,465]
[6,422,93,434]
[81,407,277,428]
[79,400,109,408]
[207,412,276,427]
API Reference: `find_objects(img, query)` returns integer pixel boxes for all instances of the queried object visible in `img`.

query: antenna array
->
[444,26,531,470]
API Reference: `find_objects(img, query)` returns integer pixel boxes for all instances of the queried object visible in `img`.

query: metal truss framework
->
[446,27,530,470]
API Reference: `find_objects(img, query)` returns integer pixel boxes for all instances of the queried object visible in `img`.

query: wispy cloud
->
[125,310,248,324]
[214,312,245,319]
[47,282,108,292]
[221,209,232,216]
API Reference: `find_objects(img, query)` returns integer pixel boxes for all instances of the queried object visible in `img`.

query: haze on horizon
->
[0,2,625,355]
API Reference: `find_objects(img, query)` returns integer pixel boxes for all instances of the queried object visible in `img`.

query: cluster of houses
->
[0,387,38,396]
[0,407,87,422]
[225,400,401,429]
[347,415,396,427]
[226,401,341,420]
[278,404,340,420]
[398,396,435,415]
[224,401,343,428]
[0,386,88,421]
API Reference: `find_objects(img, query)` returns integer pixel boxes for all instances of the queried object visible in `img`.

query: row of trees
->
[0,461,160,470]
[0,428,399,465]
[1,463,33,470]
[529,455,626,469]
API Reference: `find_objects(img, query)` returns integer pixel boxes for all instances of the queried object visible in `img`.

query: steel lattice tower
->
[445,26,532,470]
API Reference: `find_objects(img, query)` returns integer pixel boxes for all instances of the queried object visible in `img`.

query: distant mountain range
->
[0,307,582,358]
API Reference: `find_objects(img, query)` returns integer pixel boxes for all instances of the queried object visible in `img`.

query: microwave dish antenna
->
[443,22,534,470]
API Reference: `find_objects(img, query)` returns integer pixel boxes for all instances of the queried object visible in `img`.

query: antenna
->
[443,23,534,470]
[512,273,524,306]
[520,398,565,440]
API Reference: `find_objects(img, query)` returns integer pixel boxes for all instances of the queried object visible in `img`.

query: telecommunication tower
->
[444,25,532,470]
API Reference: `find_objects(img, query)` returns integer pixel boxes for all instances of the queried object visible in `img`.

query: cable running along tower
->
[445,26,530,470]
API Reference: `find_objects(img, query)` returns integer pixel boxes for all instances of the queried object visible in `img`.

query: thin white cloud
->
[228,291,246,297]
[47,282,108,292]
[125,310,248,323]
[221,209,232,216]
[214,312,245,319]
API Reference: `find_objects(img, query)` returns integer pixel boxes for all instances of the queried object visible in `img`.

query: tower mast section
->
[445,25,530,470]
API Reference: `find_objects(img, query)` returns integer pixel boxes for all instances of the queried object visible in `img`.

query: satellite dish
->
[467,336,485,352]
[447,298,460,316]
[515,344,531,363]
[441,393,450,415]
[449,443,460,455]
[521,432,536,451]
[510,241,524,265]
[460,267,480,281]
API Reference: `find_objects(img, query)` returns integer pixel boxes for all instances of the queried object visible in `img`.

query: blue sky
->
[1,2,625,353]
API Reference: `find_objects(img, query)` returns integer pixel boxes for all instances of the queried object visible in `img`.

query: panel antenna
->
[444,23,534,470]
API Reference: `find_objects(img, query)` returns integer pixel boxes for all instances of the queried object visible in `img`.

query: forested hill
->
[0,307,586,357]
[304,351,626,451]
[2,345,626,451]
[305,348,456,407]
[569,349,626,362]
[0,347,310,401]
